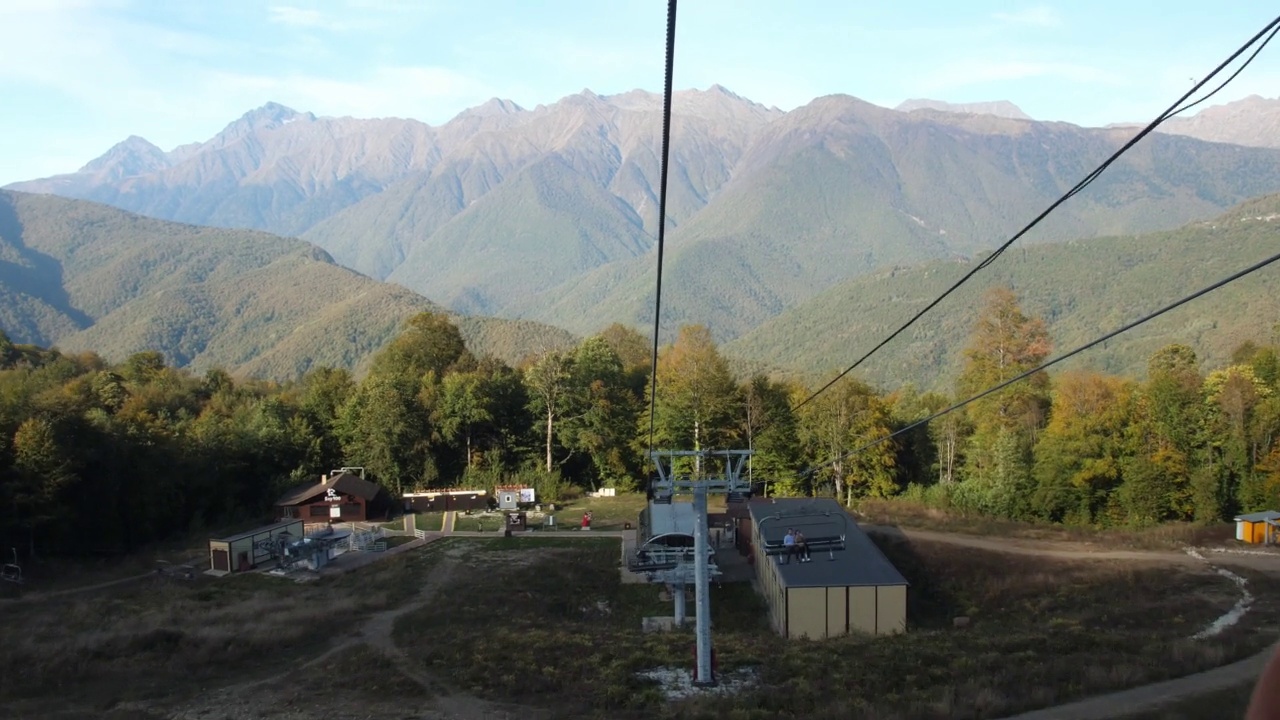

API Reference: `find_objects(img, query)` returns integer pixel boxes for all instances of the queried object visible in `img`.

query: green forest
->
[1,286,1278,558]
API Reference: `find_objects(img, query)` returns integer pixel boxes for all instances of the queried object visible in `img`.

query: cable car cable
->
[646,0,679,457]
[787,14,1280,418]
[800,246,1280,479]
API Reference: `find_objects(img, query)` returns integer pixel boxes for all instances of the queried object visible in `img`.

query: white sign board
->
[519,488,536,504]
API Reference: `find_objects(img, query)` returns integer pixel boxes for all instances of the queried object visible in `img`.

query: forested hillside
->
[728,193,1280,390]
[2,289,1275,557]
[0,191,577,379]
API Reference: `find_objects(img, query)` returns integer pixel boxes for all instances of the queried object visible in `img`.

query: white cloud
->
[993,6,1061,28]
[0,1,131,96]
[204,66,495,123]
[344,0,437,11]
[267,5,331,28]
[917,59,1122,95]
[266,1,441,33]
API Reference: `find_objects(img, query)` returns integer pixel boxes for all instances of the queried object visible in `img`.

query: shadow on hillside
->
[866,524,966,630]
[0,194,93,333]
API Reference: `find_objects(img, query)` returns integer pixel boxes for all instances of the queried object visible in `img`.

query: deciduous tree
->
[648,325,740,475]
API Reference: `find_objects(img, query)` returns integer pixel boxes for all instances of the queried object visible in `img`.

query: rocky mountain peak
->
[895,98,1033,121]
[78,135,171,179]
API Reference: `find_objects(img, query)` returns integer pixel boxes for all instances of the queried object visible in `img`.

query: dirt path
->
[866,525,1197,563]
[117,543,526,720]
[0,569,165,606]
[869,525,1280,576]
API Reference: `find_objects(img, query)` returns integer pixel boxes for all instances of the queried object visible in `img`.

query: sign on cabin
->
[325,488,340,502]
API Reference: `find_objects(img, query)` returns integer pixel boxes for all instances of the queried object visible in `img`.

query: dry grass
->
[6,530,1276,720]
[271,642,434,705]
[857,498,1236,550]
[543,493,649,530]
[1118,681,1256,719]
[0,542,450,711]
[391,536,1280,720]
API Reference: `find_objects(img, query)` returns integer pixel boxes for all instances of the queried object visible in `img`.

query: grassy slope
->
[726,193,1280,392]
[386,153,654,316]
[0,190,578,380]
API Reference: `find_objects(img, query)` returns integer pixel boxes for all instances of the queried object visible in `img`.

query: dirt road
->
[862,524,1279,720]
[997,643,1273,719]
[869,524,1280,576]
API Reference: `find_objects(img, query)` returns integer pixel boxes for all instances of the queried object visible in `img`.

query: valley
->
[5,12,1280,717]
[0,190,576,379]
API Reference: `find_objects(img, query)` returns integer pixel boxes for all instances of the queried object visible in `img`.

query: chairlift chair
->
[757,507,853,562]
[2,549,22,584]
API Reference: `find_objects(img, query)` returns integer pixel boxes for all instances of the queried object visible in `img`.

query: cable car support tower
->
[636,448,752,686]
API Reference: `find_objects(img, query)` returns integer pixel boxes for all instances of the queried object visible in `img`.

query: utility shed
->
[1234,510,1280,544]
[209,519,303,574]
[749,498,908,640]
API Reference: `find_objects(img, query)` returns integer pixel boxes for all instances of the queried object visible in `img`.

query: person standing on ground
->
[782,528,796,564]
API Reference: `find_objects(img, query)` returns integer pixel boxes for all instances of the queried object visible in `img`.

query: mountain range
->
[1110,94,1280,150]
[894,98,1034,120]
[11,88,1280,345]
[7,87,1280,385]
[0,190,576,380]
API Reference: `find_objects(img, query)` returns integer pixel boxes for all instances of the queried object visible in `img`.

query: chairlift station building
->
[748,498,908,640]
[208,519,304,574]
[637,501,701,550]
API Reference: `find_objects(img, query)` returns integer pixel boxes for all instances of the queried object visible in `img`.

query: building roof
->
[275,471,384,506]
[1235,510,1280,522]
[403,488,487,498]
[747,497,908,589]
[213,519,302,543]
[646,501,698,537]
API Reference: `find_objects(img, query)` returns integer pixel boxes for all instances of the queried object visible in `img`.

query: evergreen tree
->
[956,287,1051,516]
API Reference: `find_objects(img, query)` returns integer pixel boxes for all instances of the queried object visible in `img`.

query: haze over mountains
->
[1109,94,1280,150]
[8,86,1280,374]
[894,99,1034,120]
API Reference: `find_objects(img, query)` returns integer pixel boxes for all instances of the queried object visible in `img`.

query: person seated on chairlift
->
[794,530,811,563]
[782,528,796,564]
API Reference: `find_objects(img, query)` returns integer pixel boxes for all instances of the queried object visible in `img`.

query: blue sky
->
[1,1,1277,185]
